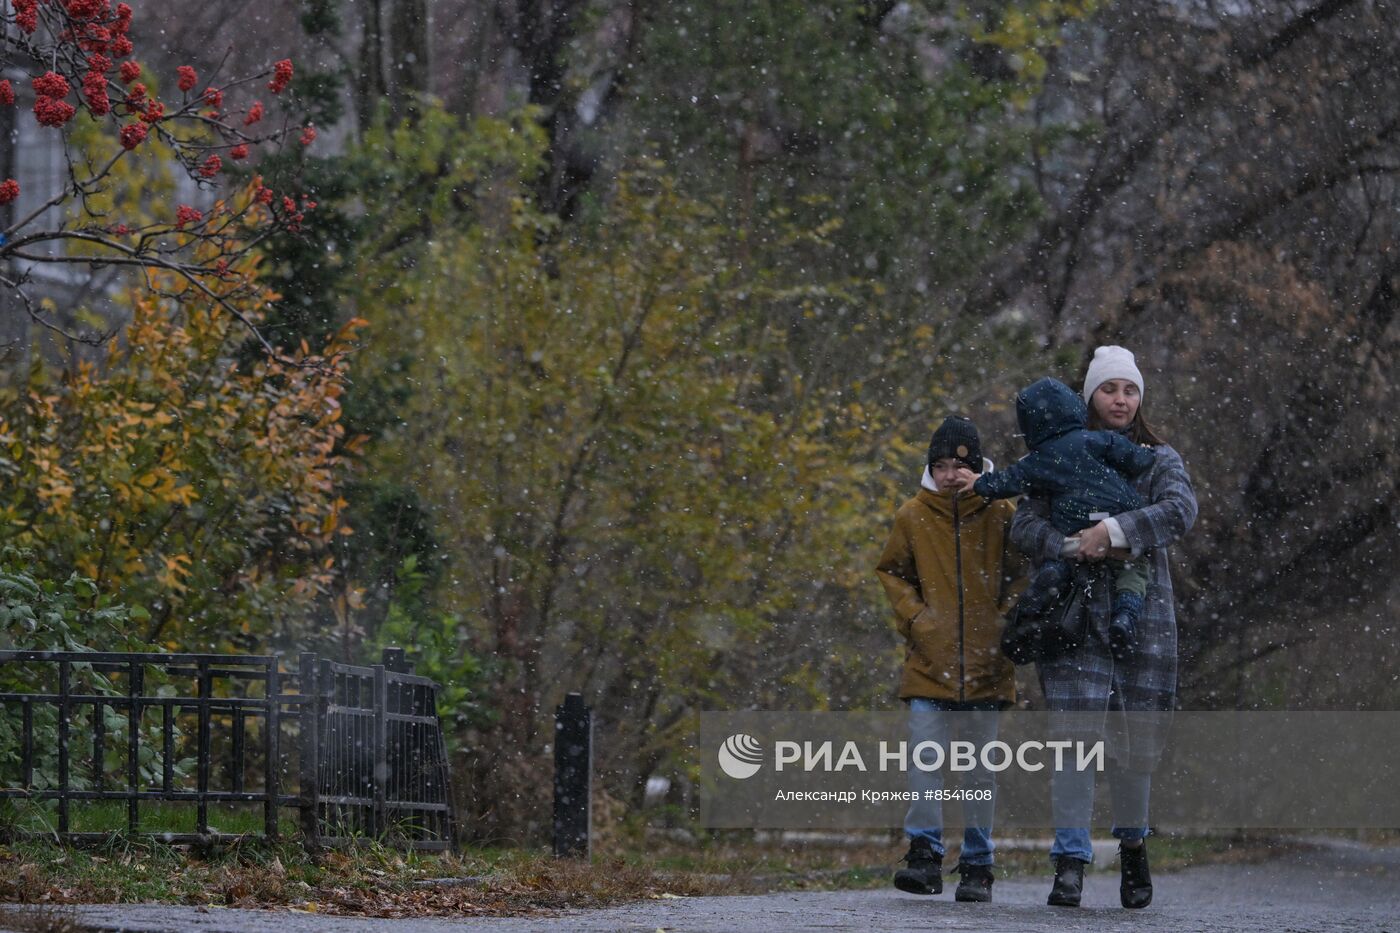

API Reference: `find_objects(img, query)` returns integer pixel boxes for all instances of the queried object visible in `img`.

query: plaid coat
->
[1010,444,1198,771]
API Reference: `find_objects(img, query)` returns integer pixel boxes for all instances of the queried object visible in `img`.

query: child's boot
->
[1019,559,1073,620]
[1108,592,1142,662]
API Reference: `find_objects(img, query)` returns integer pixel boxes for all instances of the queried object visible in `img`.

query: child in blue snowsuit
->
[956,377,1155,660]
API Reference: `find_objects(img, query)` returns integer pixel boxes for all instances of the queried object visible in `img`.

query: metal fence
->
[0,647,456,850]
[298,651,456,850]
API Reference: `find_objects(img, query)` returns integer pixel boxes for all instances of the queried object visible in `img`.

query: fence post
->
[553,692,591,859]
[196,659,211,836]
[372,665,388,838]
[21,699,33,789]
[298,653,321,850]
[380,647,408,833]
[381,647,409,673]
[162,699,174,796]
[265,656,281,840]
[128,660,143,834]
[436,714,460,851]
[92,690,105,795]
[58,660,70,836]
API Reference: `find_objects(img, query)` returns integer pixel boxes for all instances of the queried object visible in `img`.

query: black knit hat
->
[927,415,982,472]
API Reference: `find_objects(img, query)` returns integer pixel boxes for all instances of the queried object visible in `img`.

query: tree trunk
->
[355,0,388,131]
[389,0,430,123]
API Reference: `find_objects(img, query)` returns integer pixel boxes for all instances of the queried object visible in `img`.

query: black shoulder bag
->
[1000,563,1098,665]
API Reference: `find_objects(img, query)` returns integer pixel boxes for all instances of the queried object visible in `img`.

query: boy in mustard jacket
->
[875,415,1024,902]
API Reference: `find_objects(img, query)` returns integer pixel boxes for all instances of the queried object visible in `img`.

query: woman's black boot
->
[1119,840,1153,908]
[953,862,994,902]
[1047,856,1086,907]
[893,836,943,895]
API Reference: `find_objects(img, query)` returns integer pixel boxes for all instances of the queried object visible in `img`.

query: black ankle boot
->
[893,837,943,895]
[1108,593,1142,662]
[954,862,994,902]
[1119,840,1152,908]
[1047,855,1086,907]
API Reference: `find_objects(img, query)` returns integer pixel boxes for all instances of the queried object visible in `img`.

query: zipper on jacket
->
[953,494,965,703]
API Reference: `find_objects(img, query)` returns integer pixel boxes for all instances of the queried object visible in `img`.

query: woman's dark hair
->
[1086,399,1168,446]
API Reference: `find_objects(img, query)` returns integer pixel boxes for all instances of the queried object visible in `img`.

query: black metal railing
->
[0,647,455,850]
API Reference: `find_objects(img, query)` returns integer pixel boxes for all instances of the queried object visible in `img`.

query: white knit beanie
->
[1082,345,1144,402]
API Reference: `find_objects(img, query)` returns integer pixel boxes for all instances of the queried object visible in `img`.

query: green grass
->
[1,800,299,838]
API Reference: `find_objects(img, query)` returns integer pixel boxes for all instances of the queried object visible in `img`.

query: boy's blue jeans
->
[904,698,1002,866]
[1049,761,1151,863]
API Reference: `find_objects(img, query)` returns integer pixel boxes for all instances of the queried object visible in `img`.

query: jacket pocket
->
[909,606,956,667]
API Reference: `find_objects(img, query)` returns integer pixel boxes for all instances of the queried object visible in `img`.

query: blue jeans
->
[1050,762,1151,863]
[904,698,1002,866]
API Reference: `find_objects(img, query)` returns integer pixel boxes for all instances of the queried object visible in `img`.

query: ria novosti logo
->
[715,735,1109,779]
[717,733,764,779]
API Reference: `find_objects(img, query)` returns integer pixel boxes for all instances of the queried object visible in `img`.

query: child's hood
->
[1015,377,1087,449]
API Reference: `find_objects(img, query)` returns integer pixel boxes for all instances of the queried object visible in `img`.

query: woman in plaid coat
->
[1009,346,1198,910]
